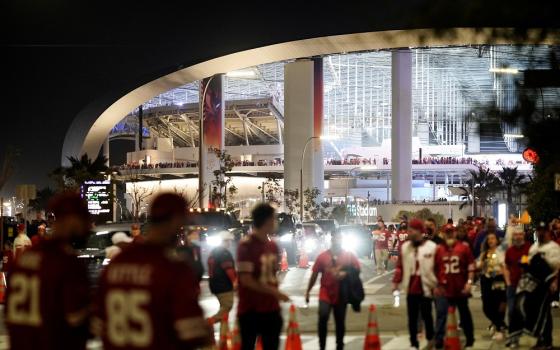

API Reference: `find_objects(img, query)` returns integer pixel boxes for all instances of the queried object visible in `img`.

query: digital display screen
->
[82,180,113,223]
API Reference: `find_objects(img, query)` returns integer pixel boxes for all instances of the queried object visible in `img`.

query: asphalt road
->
[0,258,558,349]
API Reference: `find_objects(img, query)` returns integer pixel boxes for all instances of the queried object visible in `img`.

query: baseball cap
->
[112,232,133,245]
[409,219,425,232]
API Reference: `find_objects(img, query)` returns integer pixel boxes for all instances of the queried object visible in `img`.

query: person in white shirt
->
[527,223,560,349]
[105,232,133,260]
[13,224,32,260]
[392,219,438,350]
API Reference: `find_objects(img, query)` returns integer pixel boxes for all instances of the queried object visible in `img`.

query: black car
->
[183,209,242,271]
[310,219,339,235]
[76,223,136,288]
[337,225,373,258]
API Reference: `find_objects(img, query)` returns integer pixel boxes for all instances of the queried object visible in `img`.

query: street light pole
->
[300,136,319,222]
[198,76,215,208]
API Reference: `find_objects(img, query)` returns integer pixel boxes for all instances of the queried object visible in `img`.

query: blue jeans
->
[506,286,521,338]
[434,296,474,347]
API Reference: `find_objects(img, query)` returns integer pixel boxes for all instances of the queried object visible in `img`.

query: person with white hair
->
[104,232,132,260]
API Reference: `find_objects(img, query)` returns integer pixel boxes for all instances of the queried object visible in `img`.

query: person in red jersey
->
[433,225,476,349]
[6,192,92,350]
[237,203,290,350]
[503,226,531,348]
[373,219,391,274]
[93,193,212,350]
[395,221,409,253]
[31,224,47,247]
[305,231,360,350]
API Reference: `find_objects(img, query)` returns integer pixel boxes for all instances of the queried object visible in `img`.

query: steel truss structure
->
[110,45,560,153]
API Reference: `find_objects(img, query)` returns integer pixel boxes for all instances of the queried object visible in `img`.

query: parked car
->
[182,208,242,271]
[337,224,373,258]
[309,219,339,236]
[76,223,137,288]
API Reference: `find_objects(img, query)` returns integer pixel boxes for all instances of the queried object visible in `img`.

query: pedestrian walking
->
[434,225,476,349]
[237,204,290,350]
[104,232,132,260]
[31,224,47,246]
[477,232,507,340]
[177,229,204,284]
[518,223,560,350]
[373,220,391,274]
[305,232,361,350]
[504,225,531,348]
[207,231,237,325]
[13,224,31,260]
[6,192,91,350]
[392,219,437,350]
[93,193,213,349]
[130,223,144,243]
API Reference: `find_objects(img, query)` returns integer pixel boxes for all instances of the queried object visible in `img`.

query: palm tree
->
[497,167,526,217]
[51,154,109,191]
[459,166,501,217]
[28,187,55,213]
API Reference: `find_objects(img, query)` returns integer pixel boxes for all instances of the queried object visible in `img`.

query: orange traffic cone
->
[255,336,263,350]
[298,249,309,269]
[280,249,289,272]
[0,272,6,304]
[231,321,241,350]
[364,304,381,350]
[285,304,303,350]
[218,313,231,350]
[444,306,461,350]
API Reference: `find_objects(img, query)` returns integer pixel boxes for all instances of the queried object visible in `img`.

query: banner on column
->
[200,75,224,207]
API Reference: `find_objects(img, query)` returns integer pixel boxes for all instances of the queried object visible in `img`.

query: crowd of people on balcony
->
[117,156,528,171]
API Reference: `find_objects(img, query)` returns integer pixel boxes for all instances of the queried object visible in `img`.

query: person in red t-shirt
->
[6,192,92,350]
[503,226,531,347]
[433,225,476,349]
[395,222,409,253]
[93,193,212,350]
[374,220,391,274]
[305,232,360,350]
[31,224,47,247]
[237,204,289,350]
[130,223,144,244]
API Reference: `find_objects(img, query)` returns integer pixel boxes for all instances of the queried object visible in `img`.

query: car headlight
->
[279,234,293,242]
[207,235,222,247]
[304,238,317,252]
[341,234,358,252]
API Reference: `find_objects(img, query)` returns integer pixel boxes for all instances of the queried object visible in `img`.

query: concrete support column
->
[284,59,324,213]
[467,121,480,153]
[391,49,413,202]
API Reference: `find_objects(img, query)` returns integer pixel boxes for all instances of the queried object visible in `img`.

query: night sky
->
[2,0,558,196]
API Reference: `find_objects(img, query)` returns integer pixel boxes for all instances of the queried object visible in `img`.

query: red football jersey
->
[94,243,210,350]
[374,229,391,250]
[396,231,409,250]
[237,235,280,315]
[434,241,475,298]
[6,239,90,350]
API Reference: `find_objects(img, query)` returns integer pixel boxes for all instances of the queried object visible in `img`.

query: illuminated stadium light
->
[226,69,257,79]
[503,133,524,138]
[489,67,519,74]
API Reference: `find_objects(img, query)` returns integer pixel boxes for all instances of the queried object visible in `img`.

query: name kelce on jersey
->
[107,264,153,285]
